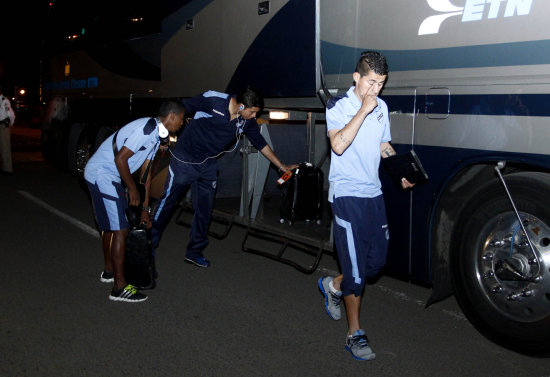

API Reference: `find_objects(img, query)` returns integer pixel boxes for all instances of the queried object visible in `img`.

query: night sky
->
[1,3,47,104]
[1,1,164,105]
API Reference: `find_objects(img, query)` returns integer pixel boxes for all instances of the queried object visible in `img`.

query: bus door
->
[384,86,450,281]
[412,87,450,281]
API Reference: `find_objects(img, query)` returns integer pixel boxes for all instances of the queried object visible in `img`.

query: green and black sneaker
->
[109,284,147,303]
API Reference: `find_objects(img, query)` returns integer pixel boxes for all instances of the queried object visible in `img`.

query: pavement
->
[10,123,43,163]
[2,127,550,377]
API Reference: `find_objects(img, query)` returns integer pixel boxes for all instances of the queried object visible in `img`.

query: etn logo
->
[418,0,534,35]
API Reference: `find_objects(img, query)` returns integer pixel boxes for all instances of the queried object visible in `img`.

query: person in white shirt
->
[0,85,16,174]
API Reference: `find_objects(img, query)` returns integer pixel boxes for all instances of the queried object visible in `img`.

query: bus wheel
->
[453,172,550,355]
[75,127,94,188]
[67,123,84,174]
[94,126,114,150]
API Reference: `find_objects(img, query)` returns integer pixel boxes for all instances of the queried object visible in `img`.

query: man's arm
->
[329,87,378,155]
[114,146,140,206]
[140,159,153,226]
[380,142,396,158]
[140,159,152,208]
[259,145,298,173]
[6,98,15,126]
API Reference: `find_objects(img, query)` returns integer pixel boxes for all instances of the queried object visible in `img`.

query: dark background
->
[0,3,46,105]
[0,0,167,108]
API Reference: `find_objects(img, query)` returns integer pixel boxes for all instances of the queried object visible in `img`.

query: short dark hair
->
[355,51,388,77]
[237,86,264,110]
[159,99,184,117]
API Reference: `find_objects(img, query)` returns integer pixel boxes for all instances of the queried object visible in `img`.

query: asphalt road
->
[2,127,550,376]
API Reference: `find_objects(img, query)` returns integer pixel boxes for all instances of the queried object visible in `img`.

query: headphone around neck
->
[158,120,170,146]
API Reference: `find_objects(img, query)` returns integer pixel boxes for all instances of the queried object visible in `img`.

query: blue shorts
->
[331,195,389,296]
[86,177,129,231]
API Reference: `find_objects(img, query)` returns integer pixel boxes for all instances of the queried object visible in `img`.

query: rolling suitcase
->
[124,206,156,290]
[279,162,323,224]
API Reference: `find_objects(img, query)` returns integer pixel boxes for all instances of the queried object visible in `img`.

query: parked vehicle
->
[41,0,550,354]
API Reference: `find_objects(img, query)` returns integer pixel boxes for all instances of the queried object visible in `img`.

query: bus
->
[41,0,550,354]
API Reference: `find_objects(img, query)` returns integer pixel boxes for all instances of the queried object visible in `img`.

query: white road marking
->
[18,190,99,239]
[18,189,469,321]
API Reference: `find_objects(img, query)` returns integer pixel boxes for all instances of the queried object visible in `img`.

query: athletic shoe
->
[345,330,376,361]
[318,276,342,320]
[184,256,211,268]
[100,271,114,283]
[109,284,148,303]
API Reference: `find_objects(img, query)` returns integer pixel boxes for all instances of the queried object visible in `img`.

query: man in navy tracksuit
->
[151,86,296,267]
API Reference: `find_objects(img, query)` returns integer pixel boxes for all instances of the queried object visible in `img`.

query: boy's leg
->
[112,229,129,290]
[186,176,216,259]
[0,126,12,173]
[102,231,113,273]
[185,162,217,263]
[151,164,193,254]
[344,294,362,335]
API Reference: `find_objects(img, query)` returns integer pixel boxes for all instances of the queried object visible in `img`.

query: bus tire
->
[75,127,95,189]
[94,126,114,151]
[67,123,84,174]
[45,119,70,169]
[452,172,550,355]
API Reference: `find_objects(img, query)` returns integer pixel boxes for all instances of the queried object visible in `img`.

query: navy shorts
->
[331,195,389,297]
[86,177,129,231]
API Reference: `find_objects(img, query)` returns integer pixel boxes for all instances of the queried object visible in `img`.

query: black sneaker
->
[109,284,148,302]
[100,271,114,283]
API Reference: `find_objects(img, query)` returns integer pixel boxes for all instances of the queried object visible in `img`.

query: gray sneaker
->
[318,276,342,320]
[345,330,376,361]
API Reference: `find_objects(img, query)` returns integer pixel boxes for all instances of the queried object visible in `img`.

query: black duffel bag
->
[124,206,156,290]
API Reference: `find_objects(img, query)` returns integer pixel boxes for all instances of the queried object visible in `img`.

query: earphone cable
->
[169,118,245,165]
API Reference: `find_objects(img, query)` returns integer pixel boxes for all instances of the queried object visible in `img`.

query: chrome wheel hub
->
[477,211,550,322]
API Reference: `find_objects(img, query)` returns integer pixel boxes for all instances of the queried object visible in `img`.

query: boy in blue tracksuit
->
[151,86,296,268]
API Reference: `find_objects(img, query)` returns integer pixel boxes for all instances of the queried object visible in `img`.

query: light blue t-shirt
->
[84,117,160,184]
[326,86,391,202]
